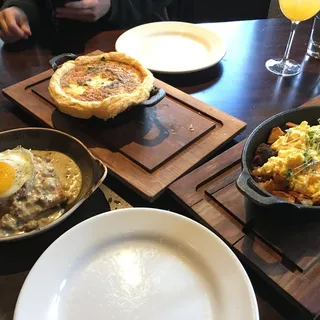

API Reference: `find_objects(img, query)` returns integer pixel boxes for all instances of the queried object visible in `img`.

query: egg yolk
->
[0,162,15,195]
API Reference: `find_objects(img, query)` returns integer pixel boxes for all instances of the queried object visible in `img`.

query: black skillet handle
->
[236,171,286,207]
[140,88,166,107]
[49,53,78,71]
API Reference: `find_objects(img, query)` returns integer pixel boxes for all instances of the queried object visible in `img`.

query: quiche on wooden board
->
[49,52,154,120]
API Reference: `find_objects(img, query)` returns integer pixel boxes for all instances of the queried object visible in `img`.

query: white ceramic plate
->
[14,208,259,320]
[115,22,226,74]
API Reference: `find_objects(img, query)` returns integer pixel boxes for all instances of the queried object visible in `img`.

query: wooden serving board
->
[2,50,246,201]
[169,140,320,320]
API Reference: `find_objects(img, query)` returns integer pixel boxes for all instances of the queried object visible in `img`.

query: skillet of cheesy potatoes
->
[252,121,320,206]
[49,52,154,120]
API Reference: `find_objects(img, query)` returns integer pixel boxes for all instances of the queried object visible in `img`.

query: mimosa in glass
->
[266,0,320,77]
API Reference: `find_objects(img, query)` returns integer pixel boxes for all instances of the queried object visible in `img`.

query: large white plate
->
[115,22,226,74]
[14,208,259,320]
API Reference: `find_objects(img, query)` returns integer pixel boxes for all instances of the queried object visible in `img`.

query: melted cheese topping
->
[61,59,143,102]
[67,83,86,96]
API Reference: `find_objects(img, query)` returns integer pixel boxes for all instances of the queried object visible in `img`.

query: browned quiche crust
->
[49,52,154,120]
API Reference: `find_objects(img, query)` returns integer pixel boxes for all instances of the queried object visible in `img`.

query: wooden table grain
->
[0,18,319,320]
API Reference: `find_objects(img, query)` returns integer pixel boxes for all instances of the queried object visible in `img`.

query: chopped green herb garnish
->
[308,131,315,139]
[285,168,294,182]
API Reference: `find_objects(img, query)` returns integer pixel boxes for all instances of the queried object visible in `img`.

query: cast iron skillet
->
[49,53,166,108]
[236,106,320,214]
[0,127,107,242]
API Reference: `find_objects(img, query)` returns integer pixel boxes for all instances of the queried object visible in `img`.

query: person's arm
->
[1,0,40,29]
[53,0,173,27]
[108,0,174,28]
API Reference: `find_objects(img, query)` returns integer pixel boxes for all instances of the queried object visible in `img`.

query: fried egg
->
[0,147,34,198]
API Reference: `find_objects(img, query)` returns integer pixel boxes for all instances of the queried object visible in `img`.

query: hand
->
[56,0,111,22]
[0,7,31,43]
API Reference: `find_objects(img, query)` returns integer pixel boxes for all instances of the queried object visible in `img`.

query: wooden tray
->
[2,50,246,201]
[169,140,320,320]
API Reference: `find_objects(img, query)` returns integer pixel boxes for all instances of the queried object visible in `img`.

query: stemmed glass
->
[266,0,320,77]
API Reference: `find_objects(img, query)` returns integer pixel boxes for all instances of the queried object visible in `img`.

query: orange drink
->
[279,0,320,21]
[266,0,320,77]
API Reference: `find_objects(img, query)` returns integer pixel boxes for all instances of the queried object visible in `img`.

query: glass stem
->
[281,21,300,63]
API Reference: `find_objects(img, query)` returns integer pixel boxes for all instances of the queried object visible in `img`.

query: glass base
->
[265,58,301,77]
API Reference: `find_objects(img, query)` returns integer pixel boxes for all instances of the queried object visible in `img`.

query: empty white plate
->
[115,22,226,73]
[14,208,259,320]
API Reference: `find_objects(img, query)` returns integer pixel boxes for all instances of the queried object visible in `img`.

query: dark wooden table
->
[0,18,319,320]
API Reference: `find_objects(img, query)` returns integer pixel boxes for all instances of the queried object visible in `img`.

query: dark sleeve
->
[108,0,173,29]
[1,0,40,32]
